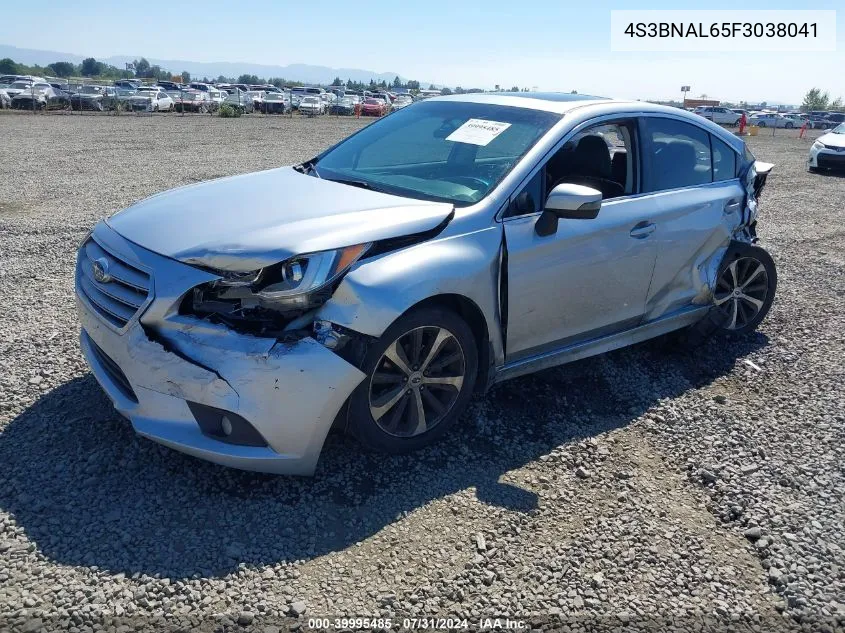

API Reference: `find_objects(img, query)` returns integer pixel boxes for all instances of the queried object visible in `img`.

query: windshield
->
[79,86,100,94]
[832,124,845,134]
[315,100,559,206]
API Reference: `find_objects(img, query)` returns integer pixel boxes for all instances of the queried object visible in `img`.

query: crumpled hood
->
[818,131,845,148]
[107,167,454,272]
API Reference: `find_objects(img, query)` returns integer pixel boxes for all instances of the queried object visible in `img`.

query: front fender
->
[316,226,505,365]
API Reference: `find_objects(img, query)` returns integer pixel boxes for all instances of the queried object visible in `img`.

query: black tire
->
[348,307,478,454]
[758,121,766,127]
[808,166,819,173]
[679,242,776,346]
[785,122,793,129]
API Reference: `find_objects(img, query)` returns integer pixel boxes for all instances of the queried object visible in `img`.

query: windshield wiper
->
[324,177,384,192]
[294,159,320,177]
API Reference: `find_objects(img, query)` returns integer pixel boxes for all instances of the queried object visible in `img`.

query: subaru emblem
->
[92,257,112,283]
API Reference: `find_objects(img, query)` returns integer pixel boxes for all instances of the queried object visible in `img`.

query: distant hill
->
[0,44,436,86]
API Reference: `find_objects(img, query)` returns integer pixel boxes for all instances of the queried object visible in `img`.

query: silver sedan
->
[75,93,777,474]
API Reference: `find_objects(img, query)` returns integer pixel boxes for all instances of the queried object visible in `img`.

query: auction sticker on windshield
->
[446,119,512,146]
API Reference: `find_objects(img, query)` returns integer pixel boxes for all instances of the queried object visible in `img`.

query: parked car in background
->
[74,94,776,475]
[247,90,266,111]
[127,87,174,112]
[371,93,393,111]
[782,113,808,126]
[806,114,830,129]
[328,96,355,115]
[694,106,741,126]
[173,90,213,113]
[261,92,291,114]
[824,113,845,127]
[207,88,225,110]
[4,80,43,99]
[730,109,749,118]
[224,88,255,113]
[189,82,212,92]
[748,112,793,128]
[155,80,182,91]
[361,97,388,116]
[12,84,70,110]
[114,79,142,90]
[70,85,105,110]
[808,122,845,172]
[299,95,325,116]
[392,94,413,110]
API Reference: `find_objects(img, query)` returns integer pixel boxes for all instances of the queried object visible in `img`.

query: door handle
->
[629,222,656,239]
[724,199,742,214]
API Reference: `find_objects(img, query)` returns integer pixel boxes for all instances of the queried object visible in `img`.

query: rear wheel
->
[676,242,777,345]
[348,307,478,454]
[758,121,767,127]
[785,122,794,129]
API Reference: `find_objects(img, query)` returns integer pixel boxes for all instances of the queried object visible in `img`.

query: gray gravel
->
[0,112,843,632]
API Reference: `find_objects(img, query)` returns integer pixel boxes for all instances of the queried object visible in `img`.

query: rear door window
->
[643,118,712,191]
[711,135,738,182]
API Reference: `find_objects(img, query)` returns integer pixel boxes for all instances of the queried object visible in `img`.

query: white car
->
[393,95,414,109]
[207,88,226,108]
[748,112,794,129]
[127,88,174,112]
[808,123,845,172]
[299,95,325,116]
[694,106,741,126]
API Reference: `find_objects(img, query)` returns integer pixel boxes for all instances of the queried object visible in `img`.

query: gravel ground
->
[0,112,842,633]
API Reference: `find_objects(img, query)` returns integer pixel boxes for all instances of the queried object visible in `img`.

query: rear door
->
[638,116,745,320]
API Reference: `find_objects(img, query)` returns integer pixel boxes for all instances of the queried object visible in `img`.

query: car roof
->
[431,92,747,153]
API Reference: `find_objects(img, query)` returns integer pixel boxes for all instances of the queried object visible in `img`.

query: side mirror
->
[535,183,602,237]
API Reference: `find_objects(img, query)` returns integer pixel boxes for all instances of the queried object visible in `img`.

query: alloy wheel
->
[369,326,466,438]
[714,257,770,330]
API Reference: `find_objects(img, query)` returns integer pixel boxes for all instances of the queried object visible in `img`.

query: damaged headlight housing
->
[203,243,370,311]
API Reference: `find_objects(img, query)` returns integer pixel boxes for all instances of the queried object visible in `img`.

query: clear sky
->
[2,0,843,104]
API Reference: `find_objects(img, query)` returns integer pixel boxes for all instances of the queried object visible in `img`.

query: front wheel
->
[785,122,793,129]
[758,121,766,127]
[348,307,478,454]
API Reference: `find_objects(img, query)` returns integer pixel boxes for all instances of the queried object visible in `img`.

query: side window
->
[507,170,543,217]
[644,118,711,191]
[711,135,737,182]
[544,122,635,200]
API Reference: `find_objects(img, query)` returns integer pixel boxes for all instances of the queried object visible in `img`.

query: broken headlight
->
[252,243,370,309]
[186,244,370,334]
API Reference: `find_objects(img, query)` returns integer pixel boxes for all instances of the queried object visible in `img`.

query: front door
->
[504,119,659,362]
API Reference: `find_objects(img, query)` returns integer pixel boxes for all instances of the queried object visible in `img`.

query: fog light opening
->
[221,416,233,437]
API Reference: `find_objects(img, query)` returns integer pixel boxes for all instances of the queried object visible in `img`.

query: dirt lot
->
[0,111,843,633]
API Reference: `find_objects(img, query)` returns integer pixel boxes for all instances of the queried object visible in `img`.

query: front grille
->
[87,335,138,403]
[77,237,151,329]
[818,153,845,169]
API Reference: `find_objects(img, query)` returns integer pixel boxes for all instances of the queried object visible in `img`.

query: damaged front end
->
[75,222,369,475]
[182,243,370,339]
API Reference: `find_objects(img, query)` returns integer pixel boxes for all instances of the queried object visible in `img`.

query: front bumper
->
[76,223,366,475]
[809,145,845,170]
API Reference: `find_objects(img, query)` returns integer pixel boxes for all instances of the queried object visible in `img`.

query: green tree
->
[829,96,842,111]
[0,58,19,74]
[428,84,436,90]
[331,76,343,86]
[801,88,829,111]
[133,58,151,77]
[440,87,453,96]
[80,57,102,77]
[181,71,191,83]
[47,61,75,77]
[392,75,402,88]
[406,80,420,91]
[238,74,261,85]
[509,85,519,92]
